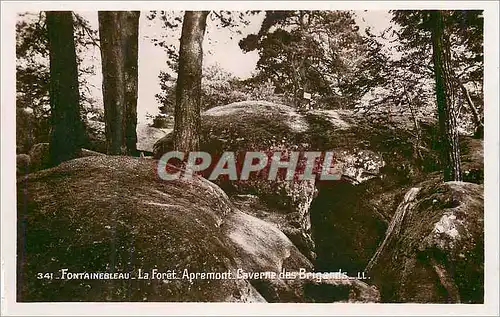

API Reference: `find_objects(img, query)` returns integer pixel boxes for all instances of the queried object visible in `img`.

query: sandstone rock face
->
[224,210,312,273]
[24,102,482,304]
[17,155,378,302]
[18,156,241,301]
[136,124,172,153]
[17,100,483,303]
[86,120,170,154]
[223,196,379,303]
[153,101,396,260]
[231,194,317,267]
[368,181,483,303]
[308,132,484,276]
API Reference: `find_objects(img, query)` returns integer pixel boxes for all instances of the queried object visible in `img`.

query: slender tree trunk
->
[46,11,85,166]
[98,11,140,155]
[449,64,484,139]
[430,10,462,181]
[297,11,310,110]
[459,81,484,138]
[402,84,423,160]
[174,11,209,152]
[290,53,300,108]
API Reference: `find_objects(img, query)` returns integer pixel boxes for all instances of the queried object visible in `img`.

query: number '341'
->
[37,273,54,280]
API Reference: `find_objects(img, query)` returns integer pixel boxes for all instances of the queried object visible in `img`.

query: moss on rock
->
[369,181,483,303]
[18,156,240,301]
[17,155,377,302]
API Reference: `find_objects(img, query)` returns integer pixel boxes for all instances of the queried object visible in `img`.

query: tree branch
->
[460,81,483,129]
[72,13,100,49]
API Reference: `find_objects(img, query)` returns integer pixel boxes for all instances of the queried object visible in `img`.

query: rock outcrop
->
[153,101,400,260]
[86,120,170,154]
[308,132,484,276]
[19,100,482,303]
[17,155,378,302]
[368,181,483,303]
[18,156,243,301]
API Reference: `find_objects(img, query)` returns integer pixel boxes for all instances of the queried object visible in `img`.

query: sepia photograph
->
[2,1,499,316]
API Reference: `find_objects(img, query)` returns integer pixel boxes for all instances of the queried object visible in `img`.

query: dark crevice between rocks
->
[309,179,388,276]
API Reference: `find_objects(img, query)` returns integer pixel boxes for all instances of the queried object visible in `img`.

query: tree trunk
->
[430,10,462,181]
[459,81,484,138]
[402,84,423,160]
[297,11,310,110]
[46,11,85,166]
[290,53,300,108]
[174,11,209,152]
[98,11,140,155]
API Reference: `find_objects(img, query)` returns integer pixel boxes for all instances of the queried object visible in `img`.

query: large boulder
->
[368,180,483,303]
[150,101,483,303]
[18,156,243,301]
[153,101,403,260]
[136,124,172,153]
[17,155,378,302]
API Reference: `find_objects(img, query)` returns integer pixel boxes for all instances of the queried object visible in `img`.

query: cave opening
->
[309,179,388,276]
